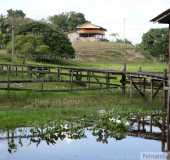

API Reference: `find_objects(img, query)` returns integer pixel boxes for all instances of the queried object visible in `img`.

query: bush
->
[16,21,75,60]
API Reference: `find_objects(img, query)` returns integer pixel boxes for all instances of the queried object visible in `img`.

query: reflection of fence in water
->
[0,114,169,153]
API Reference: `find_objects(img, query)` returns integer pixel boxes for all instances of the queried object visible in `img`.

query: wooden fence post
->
[21,66,24,79]
[164,69,168,109]
[150,79,153,102]
[15,66,18,77]
[57,67,61,81]
[87,71,91,88]
[121,64,126,95]
[106,73,110,88]
[7,65,10,93]
[167,23,170,151]
[167,93,170,151]
[129,76,132,98]
[143,78,146,94]
[70,69,73,90]
[150,115,153,133]
[41,80,44,91]
[138,67,142,91]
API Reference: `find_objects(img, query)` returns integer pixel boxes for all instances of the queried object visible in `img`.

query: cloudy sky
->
[0,0,169,43]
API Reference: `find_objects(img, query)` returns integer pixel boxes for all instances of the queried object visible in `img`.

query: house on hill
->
[68,22,107,42]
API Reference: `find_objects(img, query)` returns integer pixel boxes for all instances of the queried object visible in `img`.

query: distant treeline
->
[0,9,88,63]
[0,9,168,63]
[136,28,169,62]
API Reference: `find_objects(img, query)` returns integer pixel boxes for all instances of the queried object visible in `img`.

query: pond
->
[0,116,169,160]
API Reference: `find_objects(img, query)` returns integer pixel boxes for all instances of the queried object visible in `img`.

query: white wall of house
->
[68,32,105,42]
[68,32,80,42]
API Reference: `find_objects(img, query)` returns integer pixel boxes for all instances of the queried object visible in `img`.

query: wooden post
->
[137,116,140,131]
[121,64,126,95]
[57,68,61,81]
[7,65,10,93]
[164,69,168,109]
[167,24,170,151]
[15,66,18,77]
[70,70,73,90]
[139,67,142,91]
[150,115,153,133]
[21,66,24,79]
[162,115,166,145]
[143,78,146,94]
[129,76,132,98]
[87,71,91,88]
[41,80,44,91]
[106,73,110,88]
[41,82,44,91]
[150,79,153,102]
[142,117,145,131]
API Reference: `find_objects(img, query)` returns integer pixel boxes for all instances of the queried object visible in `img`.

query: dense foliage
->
[137,28,168,61]
[7,34,49,64]
[16,21,75,59]
[49,11,87,32]
[7,9,26,18]
[0,9,32,48]
[0,9,75,63]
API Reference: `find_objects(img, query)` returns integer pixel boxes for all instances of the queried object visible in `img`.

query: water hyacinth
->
[109,117,129,126]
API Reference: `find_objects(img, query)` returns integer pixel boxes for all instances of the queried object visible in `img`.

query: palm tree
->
[110,33,119,42]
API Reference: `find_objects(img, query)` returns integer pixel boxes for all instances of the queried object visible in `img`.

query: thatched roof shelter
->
[77,22,107,35]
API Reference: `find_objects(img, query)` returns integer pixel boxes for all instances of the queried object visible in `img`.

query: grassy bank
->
[0,44,166,130]
[73,41,145,63]
[0,43,167,73]
[0,90,164,129]
[71,61,167,72]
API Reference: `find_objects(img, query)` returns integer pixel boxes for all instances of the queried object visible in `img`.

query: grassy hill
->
[72,41,145,63]
[0,41,166,72]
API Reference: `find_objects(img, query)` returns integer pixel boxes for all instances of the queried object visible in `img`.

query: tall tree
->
[16,21,75,58]
[7,9,26,18]
[49,11,87,32]
[67,12,87,31]
[0,9,32,48]
[138,28,168,61]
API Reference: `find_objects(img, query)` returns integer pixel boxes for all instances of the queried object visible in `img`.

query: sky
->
[0,0,169,44]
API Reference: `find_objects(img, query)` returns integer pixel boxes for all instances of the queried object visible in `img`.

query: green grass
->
[0,45,166,130]
[71,61,167,72]
[72,41,151,63]
[0,90,164,129]
[0,47,167,73]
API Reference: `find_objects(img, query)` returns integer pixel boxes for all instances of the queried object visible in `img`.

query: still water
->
[0,126,166,160]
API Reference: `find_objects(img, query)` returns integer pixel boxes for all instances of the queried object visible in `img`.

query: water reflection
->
[0,113,168,155]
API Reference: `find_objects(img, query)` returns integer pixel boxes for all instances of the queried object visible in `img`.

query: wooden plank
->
[131,79,145,98]
[152,82,163,99]
[0,86,117,92]
[0,79,121,87]
[167,24,170,151]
